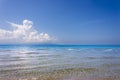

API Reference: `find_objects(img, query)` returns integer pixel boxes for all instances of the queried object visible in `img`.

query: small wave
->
[67,48,82,51]
[67,48,74,51]
[104,49,113,52]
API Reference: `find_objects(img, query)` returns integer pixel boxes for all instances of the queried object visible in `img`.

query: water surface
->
[0,45,120,80]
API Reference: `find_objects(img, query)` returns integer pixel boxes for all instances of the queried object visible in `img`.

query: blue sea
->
[0,45,120,80]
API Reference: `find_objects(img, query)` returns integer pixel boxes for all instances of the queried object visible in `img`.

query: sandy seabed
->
[0,67,120,80]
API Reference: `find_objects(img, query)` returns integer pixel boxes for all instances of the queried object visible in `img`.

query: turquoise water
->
[0,45,120,80]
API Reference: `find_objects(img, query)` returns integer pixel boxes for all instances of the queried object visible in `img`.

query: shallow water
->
[0,45,120,80]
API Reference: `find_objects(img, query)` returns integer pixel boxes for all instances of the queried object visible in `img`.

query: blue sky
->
[0,0,120,44]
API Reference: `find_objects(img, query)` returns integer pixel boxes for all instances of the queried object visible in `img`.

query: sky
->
[0,0,120,45]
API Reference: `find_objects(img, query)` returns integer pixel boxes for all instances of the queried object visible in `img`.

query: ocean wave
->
[104,49,113,52]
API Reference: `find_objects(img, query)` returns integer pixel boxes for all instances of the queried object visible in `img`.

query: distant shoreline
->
[0,44,120,48]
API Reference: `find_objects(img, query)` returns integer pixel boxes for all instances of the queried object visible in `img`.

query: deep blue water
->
[0,45,120,79]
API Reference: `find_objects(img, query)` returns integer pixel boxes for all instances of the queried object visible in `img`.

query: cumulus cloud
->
[0,20,54,44]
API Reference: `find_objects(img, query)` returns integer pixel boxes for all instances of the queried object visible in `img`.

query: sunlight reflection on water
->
[0,46,120,80]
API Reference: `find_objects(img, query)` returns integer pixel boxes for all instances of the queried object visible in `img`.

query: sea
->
[0,45,120,80]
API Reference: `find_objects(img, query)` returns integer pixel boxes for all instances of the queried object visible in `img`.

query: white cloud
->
[0,20,54,44]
